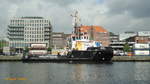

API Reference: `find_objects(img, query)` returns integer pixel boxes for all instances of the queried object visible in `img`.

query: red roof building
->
[78,25,110,46]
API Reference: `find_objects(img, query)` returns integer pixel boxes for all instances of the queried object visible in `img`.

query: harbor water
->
[0,62,150,84]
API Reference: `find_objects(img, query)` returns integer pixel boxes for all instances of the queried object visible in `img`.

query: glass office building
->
[7,17,52,52]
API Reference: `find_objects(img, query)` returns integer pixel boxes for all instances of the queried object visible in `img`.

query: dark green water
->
[0,62,150,84]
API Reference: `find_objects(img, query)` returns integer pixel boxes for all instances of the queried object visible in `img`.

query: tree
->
[0,40,8,48]
[24,47,29,53]
[47,47,52,52]
[109,32,115,36]
[123,42,131,52]
[47,47,52,54]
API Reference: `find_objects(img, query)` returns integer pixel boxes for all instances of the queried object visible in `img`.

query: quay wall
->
[0,56,22,61]
[0,56,150,61]
[112,56,150,61]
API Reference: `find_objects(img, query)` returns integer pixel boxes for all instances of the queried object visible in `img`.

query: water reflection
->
[134,62,150,81]
[0,62,149,84]
[72,64,84,81]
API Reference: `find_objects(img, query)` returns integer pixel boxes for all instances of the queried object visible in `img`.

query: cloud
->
[43,0,77,6]
[102,0,150,32]
[0,0,150,36]
[106,0,150,18]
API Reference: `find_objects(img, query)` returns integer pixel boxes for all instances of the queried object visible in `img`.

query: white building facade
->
[119,32,137,41]
[8,17,52,51]
[138,31,150,36]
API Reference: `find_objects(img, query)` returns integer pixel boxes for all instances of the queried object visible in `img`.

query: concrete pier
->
[0,56,22,61]
[112,56,150,61]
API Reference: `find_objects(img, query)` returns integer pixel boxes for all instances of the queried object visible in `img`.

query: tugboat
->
[67,11,113,62]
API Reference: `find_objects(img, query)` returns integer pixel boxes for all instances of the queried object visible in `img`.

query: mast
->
[71,11,81,38]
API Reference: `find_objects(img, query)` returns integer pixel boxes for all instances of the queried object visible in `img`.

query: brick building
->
[126,36,150,43]
[79,25,110,46]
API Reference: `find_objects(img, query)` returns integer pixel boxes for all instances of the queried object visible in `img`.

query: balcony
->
[8,25,24,28]
[8,30,24,32]
[8,32,24,35]
[9,38,24,41]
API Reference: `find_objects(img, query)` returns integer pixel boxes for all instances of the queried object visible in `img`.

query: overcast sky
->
[0,0,150,36]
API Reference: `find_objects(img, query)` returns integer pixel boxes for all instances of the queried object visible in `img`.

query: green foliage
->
[123,42,131,52]
[47,47,52,52]
[0,40,8,48]
[109,32,115,35]
[24,47,29,52]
